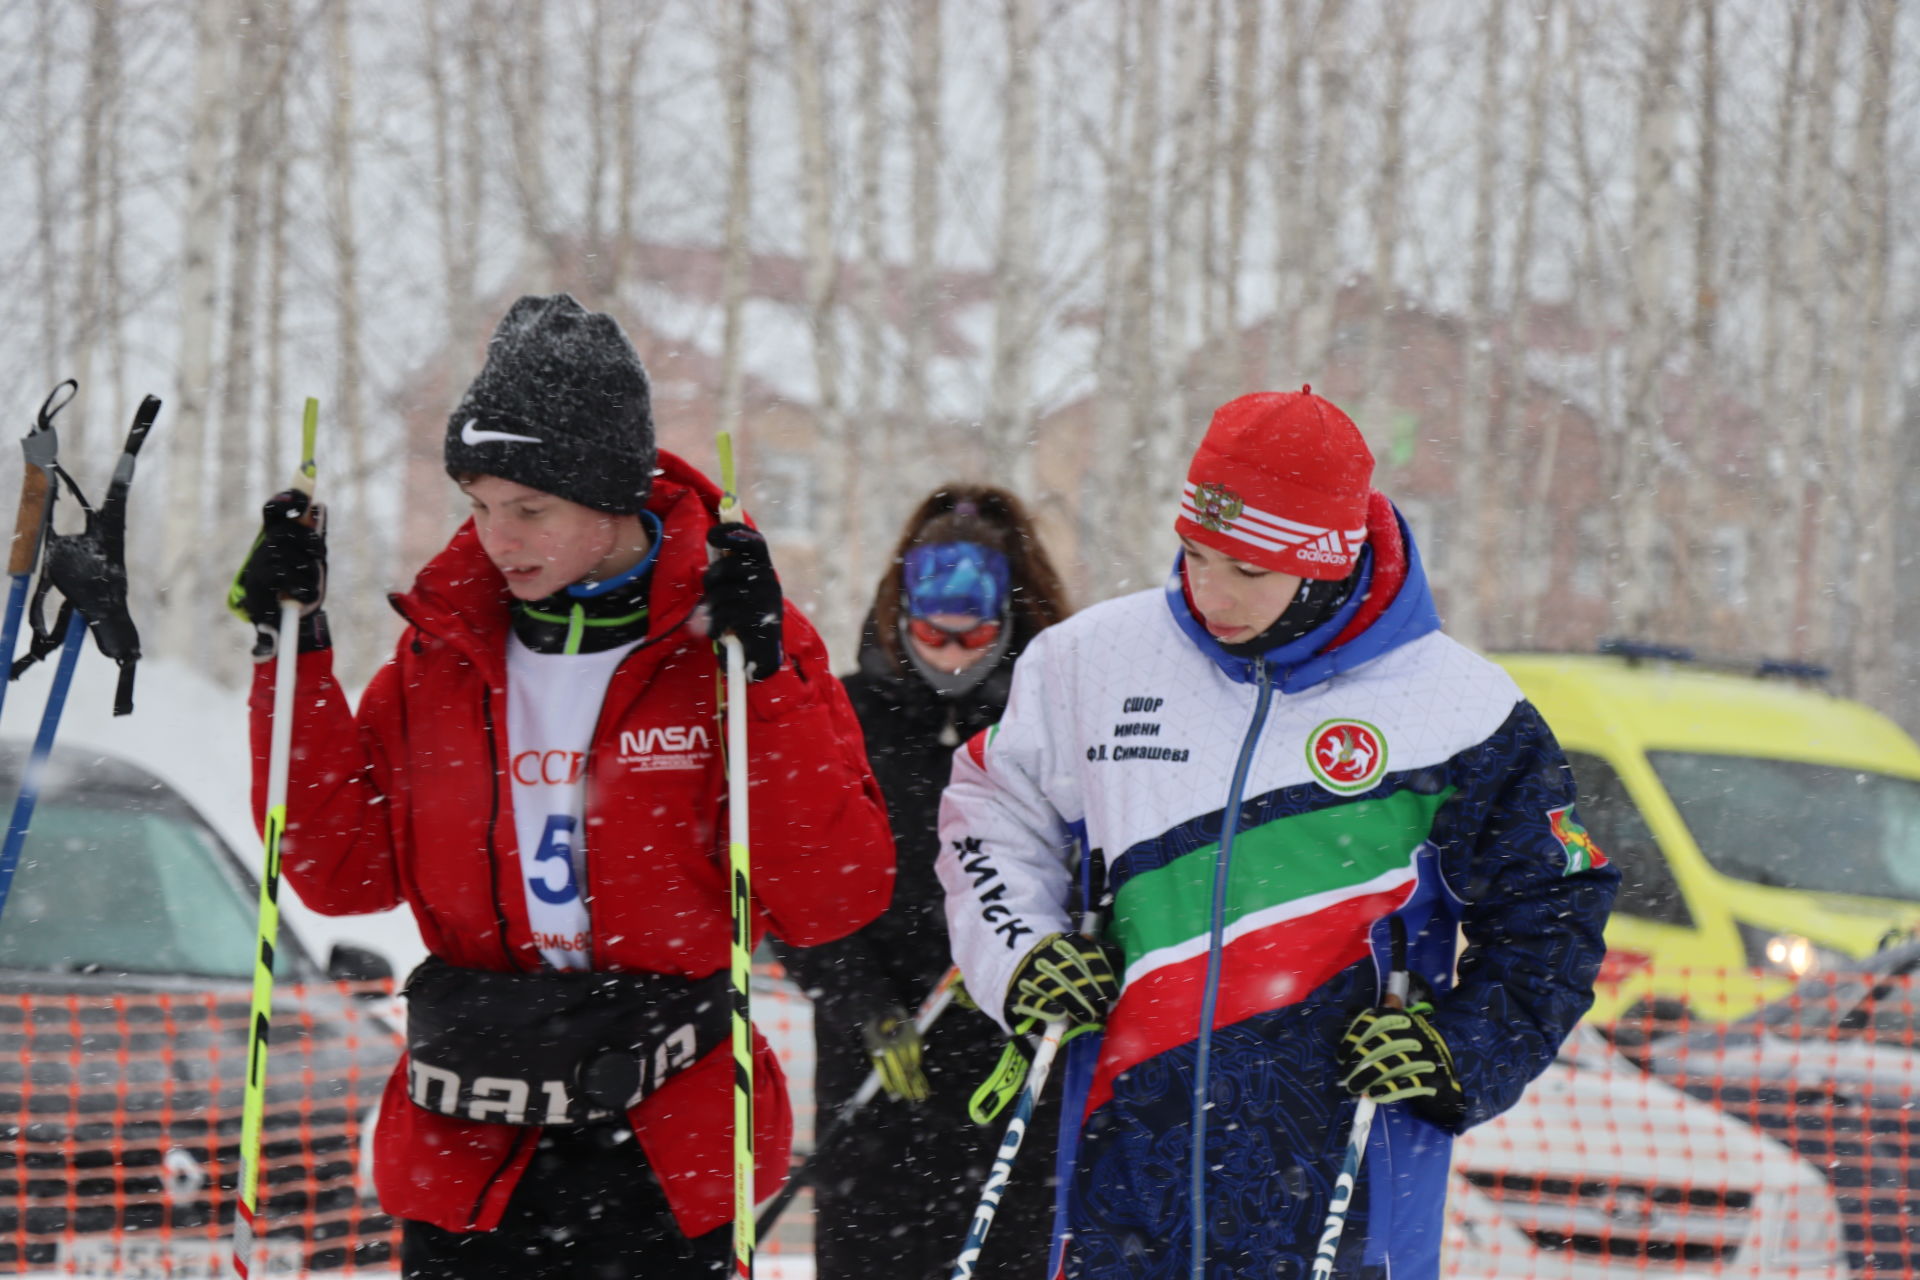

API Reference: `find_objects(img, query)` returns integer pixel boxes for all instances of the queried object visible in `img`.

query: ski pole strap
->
[970,1029,1036,1126]
[10,395,157,715]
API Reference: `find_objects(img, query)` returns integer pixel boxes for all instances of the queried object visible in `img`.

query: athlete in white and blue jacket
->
[937,390,1618,1280]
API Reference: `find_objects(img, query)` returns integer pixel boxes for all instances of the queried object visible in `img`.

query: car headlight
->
[1737,922,1852,978]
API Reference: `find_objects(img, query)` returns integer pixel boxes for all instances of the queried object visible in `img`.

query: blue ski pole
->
[0,612,85,918]
[0,382,71,727]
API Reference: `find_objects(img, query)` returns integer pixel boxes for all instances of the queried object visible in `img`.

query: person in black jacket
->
[775,485,1073,1280]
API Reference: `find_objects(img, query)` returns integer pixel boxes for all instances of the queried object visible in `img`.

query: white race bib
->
[505,636,636,970]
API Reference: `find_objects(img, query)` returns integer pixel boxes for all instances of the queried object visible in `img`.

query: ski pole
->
[0,382,70,728]
[232,398,319,1280]
[950,1019,1064,1280]
[757,966,962,1237]
[714,428,756,1280]
[949,910,1103,1280]
[0,612,85,924]
[1309,920,1411,1280]
[0,394,157,927]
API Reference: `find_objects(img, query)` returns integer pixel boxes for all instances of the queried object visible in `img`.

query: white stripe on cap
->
[1180,483,1366,559]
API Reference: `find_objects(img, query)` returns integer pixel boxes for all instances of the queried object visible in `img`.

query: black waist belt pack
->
[403,956,731,1126]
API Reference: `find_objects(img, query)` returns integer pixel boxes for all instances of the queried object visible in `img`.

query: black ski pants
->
[810,1012,1060,1280]
[400,1127,729,1280]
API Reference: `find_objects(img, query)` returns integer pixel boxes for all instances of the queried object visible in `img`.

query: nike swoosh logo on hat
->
[461,418,543,447]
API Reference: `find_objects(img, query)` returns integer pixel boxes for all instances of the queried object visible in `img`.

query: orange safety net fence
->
[1,962,1912,1278]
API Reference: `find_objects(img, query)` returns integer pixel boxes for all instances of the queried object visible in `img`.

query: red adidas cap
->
[1174,388,1374,580]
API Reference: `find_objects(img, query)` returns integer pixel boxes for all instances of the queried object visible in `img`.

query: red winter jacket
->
[249,452,894,1237]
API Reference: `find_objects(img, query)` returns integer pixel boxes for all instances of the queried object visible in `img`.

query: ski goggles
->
[906,616,1004,651]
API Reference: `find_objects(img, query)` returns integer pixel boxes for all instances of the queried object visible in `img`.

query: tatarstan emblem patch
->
[1306,719,1388,794]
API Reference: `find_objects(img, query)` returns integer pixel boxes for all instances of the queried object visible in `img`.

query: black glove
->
[861,1006,930,1103]
[1337,1002,1467,1129]
[701,523,783,680]
[229,489,329,660]
[1007,932,1121,1029]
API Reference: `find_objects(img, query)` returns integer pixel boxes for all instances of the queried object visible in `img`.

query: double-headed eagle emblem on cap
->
[1193,482,1244,533]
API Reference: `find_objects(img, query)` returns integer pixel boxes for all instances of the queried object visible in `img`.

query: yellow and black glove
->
[229,489,330,661]
[861,1007,930,1104]
[1008,932,1121,1029]
[1337,1002,1467,1129]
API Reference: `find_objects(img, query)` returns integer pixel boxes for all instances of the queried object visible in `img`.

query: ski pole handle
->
[10,381,70,578]
[8,466,48,578]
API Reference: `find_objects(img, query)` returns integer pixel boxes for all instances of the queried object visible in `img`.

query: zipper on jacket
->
[480,688,522,971]
[1189,657,1274,1280]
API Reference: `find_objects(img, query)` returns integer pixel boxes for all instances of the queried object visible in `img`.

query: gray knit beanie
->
[444,294,656,513]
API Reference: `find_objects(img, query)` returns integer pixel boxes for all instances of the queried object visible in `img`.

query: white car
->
[1451,1026,1844,1279]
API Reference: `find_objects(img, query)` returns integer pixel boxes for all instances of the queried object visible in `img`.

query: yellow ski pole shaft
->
[715,430,755,1280]
[232,398,319,1280]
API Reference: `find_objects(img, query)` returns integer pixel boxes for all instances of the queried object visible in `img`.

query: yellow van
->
[1492,644,1920,1023]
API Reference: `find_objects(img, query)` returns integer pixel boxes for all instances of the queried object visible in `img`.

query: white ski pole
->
[1310,925,1412,1280]
[233,398,319,1279]
[950,909,1103,1280]
[714,430,756,1280]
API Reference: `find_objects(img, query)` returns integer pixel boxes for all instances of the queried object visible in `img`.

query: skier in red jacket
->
[232,294,895,1279]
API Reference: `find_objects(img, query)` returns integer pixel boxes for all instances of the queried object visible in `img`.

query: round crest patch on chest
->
[1306,719,1388,794]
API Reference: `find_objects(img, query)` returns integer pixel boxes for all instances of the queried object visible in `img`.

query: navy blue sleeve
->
[1425,700,1619,1130]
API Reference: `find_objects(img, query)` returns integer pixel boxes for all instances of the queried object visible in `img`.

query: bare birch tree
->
[213,0,268,532]
[905,0,942,481]
[263,0,293,497]
[1771,3,1841,652]
[1355,1,1415,477]
[1141,0,1216,577]
[609,8,655,293]
[1086,0,1138,592]
[1452,0,1507,645]
[1672,0,1720,642]
[852,0,889,573]
[787,0,852,649]
[716,0,754,445]
[1849,0,1898,705]
[1613,0,1687,638]
[329,0,374,645]
[162,0,232,655]
[66,0,118,445]
[986,0,1040,499]
[1264,0,1313,384]
[1291,0,1350,378]
[1217,0,1262,399]
[1492,0,1553,638]
[1108,0,1160,589]
[497,0,559,273]
[32,0,60,391]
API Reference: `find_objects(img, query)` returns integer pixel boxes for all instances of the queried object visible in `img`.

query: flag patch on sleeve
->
[965,723,999,770]
[1547,804,1608,874]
